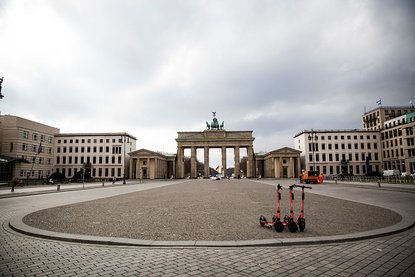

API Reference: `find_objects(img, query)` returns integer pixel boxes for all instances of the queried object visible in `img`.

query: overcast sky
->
[1,0,414,167]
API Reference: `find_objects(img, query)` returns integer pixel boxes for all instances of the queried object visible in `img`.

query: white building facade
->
[54,133,136,179]
[294,129,382,176]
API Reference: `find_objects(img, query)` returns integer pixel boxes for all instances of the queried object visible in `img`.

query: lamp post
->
[121,135,126,184]
[0,77,4,100]
[308,129,318,171]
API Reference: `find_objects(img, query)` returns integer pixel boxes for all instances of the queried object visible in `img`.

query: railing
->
[325,175,415,184]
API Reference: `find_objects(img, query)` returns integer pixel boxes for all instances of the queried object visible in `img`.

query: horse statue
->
[206,122,211,130]
[220,121,224,130]
[211,118,219,129]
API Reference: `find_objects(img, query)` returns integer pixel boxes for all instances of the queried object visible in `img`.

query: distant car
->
[401,172,411,178]
[211,176,221,180]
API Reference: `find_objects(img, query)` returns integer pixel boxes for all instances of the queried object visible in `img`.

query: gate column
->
[177,147,184,178]
[222,146,227,177]
[191,146,197,178]
[204,146,210,178]
[247,146,254,178]
[234,146,240,178]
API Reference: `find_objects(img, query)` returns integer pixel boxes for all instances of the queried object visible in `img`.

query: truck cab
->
[300,170,319,184]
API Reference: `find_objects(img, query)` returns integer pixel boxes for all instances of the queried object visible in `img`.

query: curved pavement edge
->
[8,208,415,247]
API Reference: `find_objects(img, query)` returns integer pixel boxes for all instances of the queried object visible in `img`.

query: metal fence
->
[325,175,415,184]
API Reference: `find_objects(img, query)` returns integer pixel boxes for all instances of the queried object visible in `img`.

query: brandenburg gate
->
[175,113,255,179]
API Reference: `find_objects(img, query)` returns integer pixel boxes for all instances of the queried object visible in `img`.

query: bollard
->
[377,181,381,188]
[57,184,60,191]
[102,179,105,187]
[335,179,337,184]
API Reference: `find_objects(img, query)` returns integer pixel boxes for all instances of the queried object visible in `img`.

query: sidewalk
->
[0,180,145,198]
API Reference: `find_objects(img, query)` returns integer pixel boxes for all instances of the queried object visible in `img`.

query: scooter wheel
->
[288,221,298,233]
[260,215,266,226]
[298,219,305,232]
[275,221,284,232]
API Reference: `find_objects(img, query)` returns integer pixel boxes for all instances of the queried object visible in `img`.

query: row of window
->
[56,155,122,165]
[308,134,377,141]
[57,137,130,144]
[22,131,53,143]
[312,164,380,175]
[20,143,52,154]
[382,138,403,148]
[21,156,52,164]
[57,146,122,154]
[383,148,405,159]
[19,170,51,178]
[309,152,379,162]
[308,142,378,152]
[56,167,122,178]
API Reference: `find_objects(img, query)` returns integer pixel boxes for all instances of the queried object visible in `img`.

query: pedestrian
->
[11,178,18,192]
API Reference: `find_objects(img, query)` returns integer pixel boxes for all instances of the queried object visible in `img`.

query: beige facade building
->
[362,106,414,131]
[54,133,136,179]
[294,129,382,175]
[381,112,415,173]
[255,147,301,178]
[129,149,176,179]
[0,115,59,180]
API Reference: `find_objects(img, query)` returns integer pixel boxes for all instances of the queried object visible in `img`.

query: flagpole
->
[29,142,42,180]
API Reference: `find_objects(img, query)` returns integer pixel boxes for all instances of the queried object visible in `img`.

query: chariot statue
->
[206,112,224,130]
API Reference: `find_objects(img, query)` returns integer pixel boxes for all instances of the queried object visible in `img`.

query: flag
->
[37,142,42,154]
[216,166,220,171]
[376,99,381,106]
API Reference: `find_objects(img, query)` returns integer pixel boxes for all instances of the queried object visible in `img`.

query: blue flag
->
[376,99,381,106]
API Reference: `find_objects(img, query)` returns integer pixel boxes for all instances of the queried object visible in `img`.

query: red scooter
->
[291,184,312,232]
[260,184,312,233]
[260,184,285,232]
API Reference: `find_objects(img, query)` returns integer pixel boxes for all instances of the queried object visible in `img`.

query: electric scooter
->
[260,184,297,233]
[259,184,285,232]
[291,184,312,232]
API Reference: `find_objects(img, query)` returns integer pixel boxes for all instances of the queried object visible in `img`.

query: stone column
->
[289,157,294,178]
[191,146,197,178]
[247,146,254,178]
[297,157,301,177]
[204,146,210,178]
[279,157,283,178]
[234,146,240,178]
[177,147,184,178]
[222,146,227,177]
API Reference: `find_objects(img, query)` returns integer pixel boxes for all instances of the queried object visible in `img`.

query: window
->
[23,131,29,139]
[22,143,28,151]
[32,133,37,140]
[48,137,53,143]
[41,135,45,142]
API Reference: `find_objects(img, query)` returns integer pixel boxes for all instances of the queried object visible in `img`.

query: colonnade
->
[176,145,255,179]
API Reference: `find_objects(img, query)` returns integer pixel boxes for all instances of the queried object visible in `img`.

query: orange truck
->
[300,170,319,184]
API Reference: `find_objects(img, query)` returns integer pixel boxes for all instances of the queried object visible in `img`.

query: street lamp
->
[121,135,126,184]
[0,77,4,99]
[308,129,318,170]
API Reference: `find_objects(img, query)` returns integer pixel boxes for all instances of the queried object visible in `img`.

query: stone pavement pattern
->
[1,179,415,276]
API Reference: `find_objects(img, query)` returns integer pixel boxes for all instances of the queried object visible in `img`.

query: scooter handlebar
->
[292,184,312,189]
